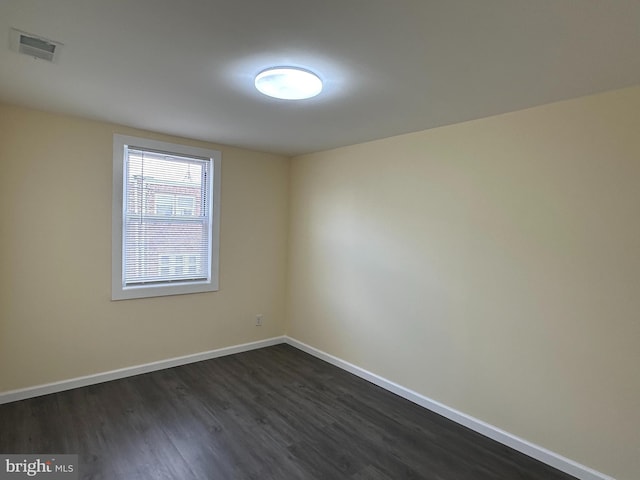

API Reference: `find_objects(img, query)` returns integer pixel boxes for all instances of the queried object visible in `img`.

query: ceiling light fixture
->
[254,67,323,100]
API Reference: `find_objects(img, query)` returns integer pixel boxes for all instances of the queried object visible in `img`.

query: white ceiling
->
[1,0,639,156]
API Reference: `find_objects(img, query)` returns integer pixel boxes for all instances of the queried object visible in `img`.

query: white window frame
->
[112,134,221,300]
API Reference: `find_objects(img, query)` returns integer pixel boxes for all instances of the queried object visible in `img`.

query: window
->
[155,194,196,216]
[112,135,221,300]
[159,254,199,277]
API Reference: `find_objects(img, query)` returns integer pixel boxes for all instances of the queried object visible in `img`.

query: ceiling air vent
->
[9,28,62,62]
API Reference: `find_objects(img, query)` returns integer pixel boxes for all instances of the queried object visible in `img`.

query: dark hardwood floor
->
[0,344,577,479]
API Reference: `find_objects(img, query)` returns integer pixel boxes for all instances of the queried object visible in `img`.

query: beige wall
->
[0,103,290,392]
[287,86,640,480]
[2,86,639,479]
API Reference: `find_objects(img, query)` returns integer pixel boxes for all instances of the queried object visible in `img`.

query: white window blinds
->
[123,147,212,287]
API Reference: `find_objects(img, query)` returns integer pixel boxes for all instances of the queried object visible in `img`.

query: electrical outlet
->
[256,314,263,326]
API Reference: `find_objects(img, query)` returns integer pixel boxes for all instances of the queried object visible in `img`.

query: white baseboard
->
[284,336,615,480]
[0,336,285,405]
[0,334,614,480]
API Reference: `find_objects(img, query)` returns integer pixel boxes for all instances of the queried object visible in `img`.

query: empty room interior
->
[0,1,638,479]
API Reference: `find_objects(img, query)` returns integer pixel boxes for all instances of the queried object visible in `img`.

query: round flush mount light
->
[254,67,323,100]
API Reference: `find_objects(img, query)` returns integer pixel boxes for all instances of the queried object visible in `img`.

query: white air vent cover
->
[9,28,62,62]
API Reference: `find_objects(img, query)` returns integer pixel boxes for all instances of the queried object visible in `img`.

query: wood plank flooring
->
[0,344,577,479]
